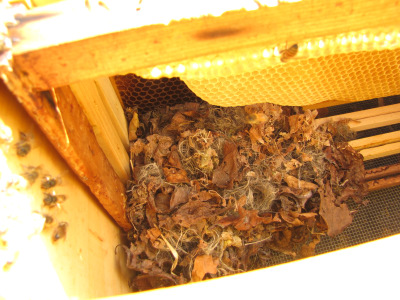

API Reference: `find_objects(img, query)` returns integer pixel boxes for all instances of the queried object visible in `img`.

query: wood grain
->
[359,142,400,161]
[349,131,400,151]
[315,103,400,131]
[0,67,131,230]
[70,79,130,182]
[9,0,400,90]
[365,163,400,181]
[367,174,400,192]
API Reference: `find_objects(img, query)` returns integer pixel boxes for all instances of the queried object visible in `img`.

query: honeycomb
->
[113,74,204,113]
[112,28,400,108]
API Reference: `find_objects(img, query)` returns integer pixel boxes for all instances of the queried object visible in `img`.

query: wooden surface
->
[0,81,131,299]
[359,142,400,161]
[365,163,400,181]
[315,103,400,131]
[9,0,400,90]
[367,175,400,192]
[70,79,130,182]
[0,69,131,230]
[349,131,400,151]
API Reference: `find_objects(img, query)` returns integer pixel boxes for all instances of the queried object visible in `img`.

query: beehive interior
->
[113,64,400,274]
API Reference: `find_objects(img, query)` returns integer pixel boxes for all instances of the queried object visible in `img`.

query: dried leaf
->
[284,174,318,191]
[319,182,353,237]
[170,186,190,210]
[212,141,240,189]
[191,255,219,282]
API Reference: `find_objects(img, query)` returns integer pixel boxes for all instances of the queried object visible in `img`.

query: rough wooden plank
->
[367,174,400,192]
[70,79,130,182]
[365,163,400,181]
[349,131,400,151]
[359,142,400,161]
[0,80,131,298]
[9,0,400,90]
[0,68,131,230]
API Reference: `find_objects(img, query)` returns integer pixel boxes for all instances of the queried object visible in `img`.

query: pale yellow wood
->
[0,82,131,299]
[348,112,400,132]
[349,131,400,151]
[9,0,400,90]
[94,77,129,150]
[316,104,400,131]
[359,142,400,161]
[70,80,130,182]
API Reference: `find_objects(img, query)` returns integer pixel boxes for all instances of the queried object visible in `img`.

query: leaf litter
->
[121,102,368,291]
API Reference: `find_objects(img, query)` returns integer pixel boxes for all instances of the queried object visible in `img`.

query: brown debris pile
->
[122,102,368,291]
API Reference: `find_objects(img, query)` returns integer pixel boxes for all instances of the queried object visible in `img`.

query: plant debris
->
[122,102,368,291]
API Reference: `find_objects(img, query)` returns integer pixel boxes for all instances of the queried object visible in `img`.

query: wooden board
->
[0,69,131,230]
[9,0,400,90]
[359,142,400,161]
[349,131,400,151]
[315,103,400,130]
[0,81,131,298]
[70,79,130,182]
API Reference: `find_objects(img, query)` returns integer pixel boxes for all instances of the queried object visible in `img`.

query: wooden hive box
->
[1,0,400,298]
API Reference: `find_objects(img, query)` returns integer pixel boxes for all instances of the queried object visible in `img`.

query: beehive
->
[1,0,400,298]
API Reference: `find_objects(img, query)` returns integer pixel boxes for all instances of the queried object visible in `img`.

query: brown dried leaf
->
[284,174,318,191]
[163,167,190,184]
[170,186,190,210]
[191,255,219,282]
[146,228,162,243]
[319,182,353,237]
[172,200,226,227]
[212,141,240,189]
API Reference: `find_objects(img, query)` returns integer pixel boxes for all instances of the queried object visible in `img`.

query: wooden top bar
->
[9,0,400,90]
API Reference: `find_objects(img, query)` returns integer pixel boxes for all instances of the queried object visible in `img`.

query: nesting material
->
[122,102,368,291]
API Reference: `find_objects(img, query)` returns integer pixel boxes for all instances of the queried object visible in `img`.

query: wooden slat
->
[359,142,400,161]
[315,103,400,130]
[347,112,400,132]
[367,174,400,192]
[9,0,400,90]
[0,68,131,230]
[349,131,400,151]
[94,77,129,149]
[70,79,130,182]
[365,163,400,181]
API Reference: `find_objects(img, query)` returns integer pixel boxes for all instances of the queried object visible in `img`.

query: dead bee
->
[43,191,67,208]
[280,43,298,63]
[41,175,60,190]
[52,222,68,242]
[15,131,32,157]
[43,214,55,227]
[245,112,269,124]
[21,165,41,185]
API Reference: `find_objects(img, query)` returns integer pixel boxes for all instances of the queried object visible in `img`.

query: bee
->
[41,175,60,190]
[43,191,67,208]
[245,113,269,124]
[21,165,41,185]
[15,131,32,157]
[52,222,68,242]
[43,214,55,227]
[280,43,299,63]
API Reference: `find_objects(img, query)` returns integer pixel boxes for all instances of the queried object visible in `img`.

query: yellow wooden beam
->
[8,0,400,90]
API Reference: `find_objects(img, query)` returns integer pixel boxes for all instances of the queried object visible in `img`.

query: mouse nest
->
[121,101,368,292]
